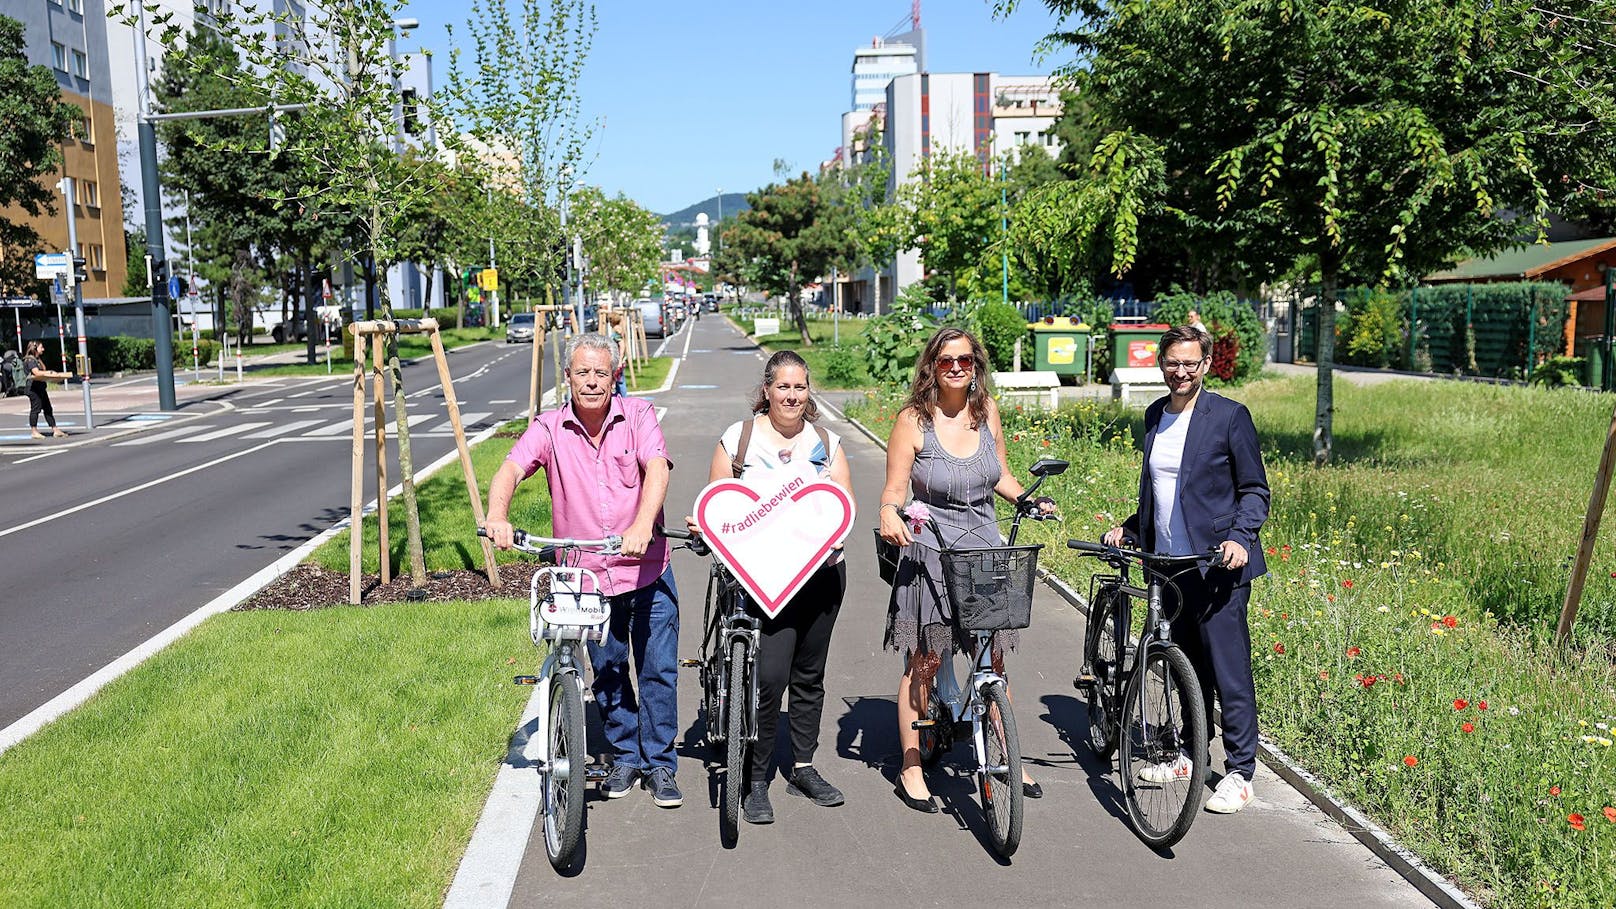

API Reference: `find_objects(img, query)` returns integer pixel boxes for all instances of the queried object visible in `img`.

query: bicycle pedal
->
[583,766,609,782]
[513,675,539,686]
[678,659,702,668]
[1074,674,1095,690]
[910,719,937,730]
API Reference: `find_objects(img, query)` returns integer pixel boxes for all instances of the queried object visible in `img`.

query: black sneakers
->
[743,782,774,824]
[785,766,845,807]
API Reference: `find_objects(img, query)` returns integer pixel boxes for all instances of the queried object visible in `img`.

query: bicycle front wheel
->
[978,680,1024,858]
[1081,586,1125,758]
[1118,645,1208,849]
[544,672,588,871]
[721,638,749,841]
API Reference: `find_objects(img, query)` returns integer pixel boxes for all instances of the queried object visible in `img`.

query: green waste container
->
[1029,316,1091,380]
[1580,336,1606,388]
[1109,323,1172,372]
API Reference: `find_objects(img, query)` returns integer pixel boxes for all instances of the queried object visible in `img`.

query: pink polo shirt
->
[505,395,673,596]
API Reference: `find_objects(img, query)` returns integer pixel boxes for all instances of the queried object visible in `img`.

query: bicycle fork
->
[514,647,609,785]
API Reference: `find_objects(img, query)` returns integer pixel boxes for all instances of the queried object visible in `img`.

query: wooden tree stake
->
[1558,399,1616,646]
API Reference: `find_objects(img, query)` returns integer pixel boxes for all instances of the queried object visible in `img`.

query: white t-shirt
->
[719,417,840,479]
[1149,406,1195,556]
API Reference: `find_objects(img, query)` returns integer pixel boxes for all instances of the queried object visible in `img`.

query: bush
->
[1208,328,1240,381]
[1529,355,1585,388]
[969,301,1028,372]
[1339,289,1405,368]
[822,345,865,386]
[1150,290,1266,382]
[861,305,940,386]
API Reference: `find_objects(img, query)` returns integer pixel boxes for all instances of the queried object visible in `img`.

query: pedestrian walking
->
[23,341,70,439]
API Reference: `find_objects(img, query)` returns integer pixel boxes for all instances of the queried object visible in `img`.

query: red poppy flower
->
[1318,670,1329,680]
[1551,786,1562,796]
[1477,700,1488,711]
[1342,579,1354,589]
[1346,646,1361,659]
[1327,594,1336,603]
[1403,755,1418,767]
[1358,675,1377,689]
[1454,698,1469,711]
[1266,546,1277,555]
[1604,806,1616,824]
[1393,673,1405,684]
[1442,615,1458,629]
[1273,642,1286,654]
[1461,722,1474,733]
[1569,814,1586,831]
[1282,544,1291,552]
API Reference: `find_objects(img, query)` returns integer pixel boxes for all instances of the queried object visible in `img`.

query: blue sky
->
[398,0,1065,215]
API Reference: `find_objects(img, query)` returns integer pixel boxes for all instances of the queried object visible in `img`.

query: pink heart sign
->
[693,473,856,618]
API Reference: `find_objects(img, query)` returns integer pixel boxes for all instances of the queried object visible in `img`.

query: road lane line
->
[243,419,326,438]
[0,440,280,540]
[14,450,67,464]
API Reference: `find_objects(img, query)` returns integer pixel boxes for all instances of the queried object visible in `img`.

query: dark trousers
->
[1165,571,1258,779]
[749,561,846,782]
[26,386,56,430]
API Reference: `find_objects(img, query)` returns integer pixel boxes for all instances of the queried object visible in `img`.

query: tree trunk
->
[303,251,318,365]
[789,262,812,346]
[373,217,427,587]
[423,264,435,319]
[1314,253,1338,467]
[364,254,377,321]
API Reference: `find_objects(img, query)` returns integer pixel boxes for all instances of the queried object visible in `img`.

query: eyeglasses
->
[1160,359,1207,374]
[934,355,975,372]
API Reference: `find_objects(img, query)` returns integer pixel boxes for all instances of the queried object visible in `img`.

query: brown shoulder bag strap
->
[731,417,755,478]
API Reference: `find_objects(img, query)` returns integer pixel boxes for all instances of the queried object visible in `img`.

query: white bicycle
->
[478,526,619,872]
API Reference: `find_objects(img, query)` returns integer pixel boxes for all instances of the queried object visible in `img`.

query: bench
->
[1110,367,1168,404]
[992,370,1060,410]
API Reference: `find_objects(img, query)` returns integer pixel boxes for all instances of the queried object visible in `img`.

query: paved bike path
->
[503,316,1432,909]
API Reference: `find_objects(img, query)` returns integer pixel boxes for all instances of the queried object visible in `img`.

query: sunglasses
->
[934,355,976,372]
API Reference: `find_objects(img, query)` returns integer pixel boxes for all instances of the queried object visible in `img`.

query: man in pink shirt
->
[484,333,683,808]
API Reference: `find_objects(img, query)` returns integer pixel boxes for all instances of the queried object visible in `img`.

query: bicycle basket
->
[530,566,610,644]
[874,529,901,585]
[938,544,1042,631]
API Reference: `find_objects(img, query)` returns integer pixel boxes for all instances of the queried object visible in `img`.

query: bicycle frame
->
[700,560,761,745]
[931,630,1010,770]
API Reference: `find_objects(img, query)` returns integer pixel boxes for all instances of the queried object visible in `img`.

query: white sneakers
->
[1204,772,1254,813]
[1138,753,1194,784]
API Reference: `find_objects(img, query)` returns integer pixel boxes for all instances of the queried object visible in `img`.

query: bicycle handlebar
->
[1067,539,1225,571]
[477,526,622,556]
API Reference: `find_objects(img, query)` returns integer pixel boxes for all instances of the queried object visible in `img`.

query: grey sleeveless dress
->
[884,420,1020,656]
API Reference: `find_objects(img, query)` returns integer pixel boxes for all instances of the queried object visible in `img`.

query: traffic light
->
[72,256,88,284]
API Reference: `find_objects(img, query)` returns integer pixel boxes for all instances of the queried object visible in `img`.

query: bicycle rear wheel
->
[544,672,588,871]
[721,639,749,841]
[1080,586,1125,758]
[1118,645,1208,849]
[978,680,1024,858]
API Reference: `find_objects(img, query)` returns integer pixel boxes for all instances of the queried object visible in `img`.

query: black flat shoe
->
[1022,781,1043,799]
[894,782,939,813]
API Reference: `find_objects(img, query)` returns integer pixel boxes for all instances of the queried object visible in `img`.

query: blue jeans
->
[588,566,680,772]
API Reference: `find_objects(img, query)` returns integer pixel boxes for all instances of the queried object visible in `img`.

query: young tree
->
[572,188,662,302]
[727,172,855,345]
[1011,0,1557,465]
[0,16,75,299]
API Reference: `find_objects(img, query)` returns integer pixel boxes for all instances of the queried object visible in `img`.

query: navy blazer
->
[1121,390,1271,585]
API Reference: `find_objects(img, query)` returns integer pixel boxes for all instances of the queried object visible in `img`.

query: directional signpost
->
[4,296,37,356]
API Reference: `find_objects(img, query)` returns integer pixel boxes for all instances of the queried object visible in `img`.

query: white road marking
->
[244,419,325,438]
[0,440,280,540]
[177,422,274,443]
[113,425,215,446]
[14,450,66,464]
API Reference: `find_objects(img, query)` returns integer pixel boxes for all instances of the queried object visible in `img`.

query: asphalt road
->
[0,333,583,729]
[502,316,1436,909]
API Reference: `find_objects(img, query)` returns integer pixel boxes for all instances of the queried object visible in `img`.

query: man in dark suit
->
[1104,324,1271,813]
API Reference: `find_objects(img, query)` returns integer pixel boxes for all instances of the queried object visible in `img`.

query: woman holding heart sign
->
[685,350,853,826]
[879,327,1054,813]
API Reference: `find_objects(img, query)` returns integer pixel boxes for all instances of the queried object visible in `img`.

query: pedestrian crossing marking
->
[113,425,214,446]
[177,422,274,443]
[244,419,325,438]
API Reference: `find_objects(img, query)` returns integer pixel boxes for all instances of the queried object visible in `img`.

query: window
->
[82,180,99,208]
[1014,130,1030,145]
[72,49,88,80]
[68,0,83,13]
[51,42,66,71]
[1044,132,1056,147]
[78,115,93,145]
[89,244,105,271]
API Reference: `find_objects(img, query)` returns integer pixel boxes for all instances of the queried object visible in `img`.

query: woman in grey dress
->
[877,327,1053,812]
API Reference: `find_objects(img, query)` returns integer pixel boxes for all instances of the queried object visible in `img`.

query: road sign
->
[168,275,182,300]
[34,252,69,280]
[2,297,40,308]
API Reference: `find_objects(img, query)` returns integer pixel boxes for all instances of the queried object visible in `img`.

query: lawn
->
[0,600,531,908]
[848,377,1616,908]
[626,355,674,393]
[728,312,872,388]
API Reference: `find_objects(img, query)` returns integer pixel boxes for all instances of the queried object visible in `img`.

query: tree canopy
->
[0,15,75,299]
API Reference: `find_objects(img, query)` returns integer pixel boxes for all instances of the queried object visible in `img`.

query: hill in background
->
[659,193,749,227]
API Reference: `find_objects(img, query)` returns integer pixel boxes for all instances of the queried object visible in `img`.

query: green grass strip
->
[0,600,531,908]
[626,356,673,393]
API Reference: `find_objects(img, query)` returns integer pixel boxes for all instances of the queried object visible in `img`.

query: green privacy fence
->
[1293,282,1571,379]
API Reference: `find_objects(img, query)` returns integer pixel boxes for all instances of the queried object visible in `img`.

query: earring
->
[969,376,978,393]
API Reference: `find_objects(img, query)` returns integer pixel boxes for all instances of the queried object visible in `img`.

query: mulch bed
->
[235,563,539,611]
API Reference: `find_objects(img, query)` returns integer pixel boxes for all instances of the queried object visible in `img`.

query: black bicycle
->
[1068,539,1221,849]
[678,543,759,842]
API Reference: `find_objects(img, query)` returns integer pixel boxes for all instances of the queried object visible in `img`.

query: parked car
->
[636,299,666,338]
[506,311,536,343]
